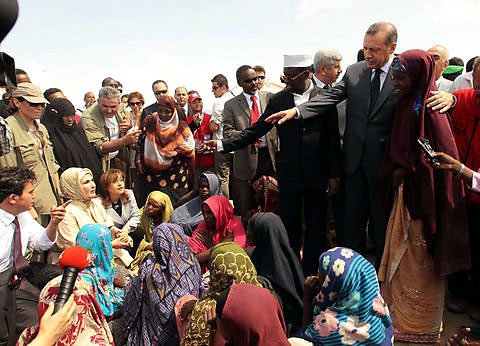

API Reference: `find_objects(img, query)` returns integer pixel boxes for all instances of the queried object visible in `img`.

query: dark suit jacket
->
[299,61,398,176]
[223,91,278,181]
[223,86,341,191]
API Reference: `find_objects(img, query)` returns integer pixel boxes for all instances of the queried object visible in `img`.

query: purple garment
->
[472,171,480,193]
[124,223,202,346]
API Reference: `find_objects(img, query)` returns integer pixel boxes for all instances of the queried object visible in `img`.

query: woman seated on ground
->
[41,98,103,183]
[17,277,114,346]
[76,224,125,345]
[298,247,393,345]
[129,191,173,273]
[247,212,305,335]
[124,223,203,345]
[181,242,261,345]
[170,172,222,236]
[47,167,131,265]
[187,195,246,271]
[97,169,142,256]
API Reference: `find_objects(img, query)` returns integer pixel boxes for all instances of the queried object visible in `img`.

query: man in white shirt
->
[209,74,234,197]
[0,167,68,344]
[427,44,453,92]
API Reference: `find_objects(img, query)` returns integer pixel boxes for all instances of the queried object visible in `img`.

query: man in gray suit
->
[267,22,455,266]
[223,65,277,215]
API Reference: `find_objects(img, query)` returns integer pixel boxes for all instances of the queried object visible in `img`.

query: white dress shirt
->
[104,116,119,159]
[292,81,314,107]
[371,57,393,91]
[0,208,55,272]
[312,74,328,89]
[450,71,473,93]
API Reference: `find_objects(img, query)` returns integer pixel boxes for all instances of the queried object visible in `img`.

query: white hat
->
[283,54,312,68]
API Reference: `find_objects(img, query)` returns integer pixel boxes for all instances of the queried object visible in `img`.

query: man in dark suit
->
[140,79,169,124]
[207,56,341,275]
[266,22,455,267]
[223,65,277,216]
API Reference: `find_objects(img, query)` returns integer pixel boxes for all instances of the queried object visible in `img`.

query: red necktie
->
[250,95,260,125]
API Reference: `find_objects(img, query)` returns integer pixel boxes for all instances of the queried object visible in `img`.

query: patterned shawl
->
[180,242,261,345]
[75,224,124,318]
[17,275,114,345]
[251,175,280,214]
[298,247,393,345]
[124,223,202,346]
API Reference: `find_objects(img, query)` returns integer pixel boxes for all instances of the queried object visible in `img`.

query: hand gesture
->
[119,120,131,133]
[49,200,71,225]
[204,140,218,152]
[123,130,141,145]
[430,152,461,172]
[193,113,202,124]
[426,90,454,113]
[111,235,130,249]
[34,295,76,345]
[203,304,217,326]
[266,108,298,124]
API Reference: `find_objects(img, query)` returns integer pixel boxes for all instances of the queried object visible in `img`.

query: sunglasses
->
[244,76,258,84]
[18,98,45,108]
[280,70,308,83]
[257,75,266,80]
[212,85,220,90]
[154,90,168,95]
[129,101,143,106]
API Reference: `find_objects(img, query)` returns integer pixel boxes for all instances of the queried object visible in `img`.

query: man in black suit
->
[266,22,455,267]
[207,55,341,275]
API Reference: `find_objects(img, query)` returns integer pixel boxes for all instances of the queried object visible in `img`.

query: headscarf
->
[60,167,95,203]
[170,172,222,236]
[41,98,103,182]
[124,223,202,346]
[219,283,290,346]
[181,242,261,345]
[380,49,470,275]
[75,224,124,317]
[298,247,393,345]
[16,275,114,346]
[141,95,195,173]
[249,212,305,332]
[251,175,280,214]
[187,196,246,269]
[129,191,174,273]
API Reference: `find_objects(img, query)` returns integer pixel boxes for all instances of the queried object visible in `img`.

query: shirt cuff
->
[217,140,224,152]
[294,107,302,119]
[470,171,480,193]
[36,228,57,251]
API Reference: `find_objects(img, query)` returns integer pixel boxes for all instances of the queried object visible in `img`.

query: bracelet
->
[455,163,465,179]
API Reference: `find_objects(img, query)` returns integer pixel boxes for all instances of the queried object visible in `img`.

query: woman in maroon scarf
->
[378,49,470,343]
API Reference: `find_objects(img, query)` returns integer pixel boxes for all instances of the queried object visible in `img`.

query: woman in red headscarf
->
[135,95,195,205]
[187,195,246,271]
[378,49,470,343]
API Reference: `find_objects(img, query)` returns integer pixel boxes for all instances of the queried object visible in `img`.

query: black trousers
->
[280,188,328,276]
[0,263,62,345]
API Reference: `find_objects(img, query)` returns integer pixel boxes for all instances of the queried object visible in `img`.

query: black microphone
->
[54,246,89,313]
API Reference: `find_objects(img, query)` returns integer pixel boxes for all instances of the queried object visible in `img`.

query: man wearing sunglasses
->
[140,79,169,124]
[222,65,276,216]
[253,65,267,90]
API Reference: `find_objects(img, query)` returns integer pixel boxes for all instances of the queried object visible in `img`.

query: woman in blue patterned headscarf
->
[124,223,202,346]
[297,247,393,345]
[75,223,124,318]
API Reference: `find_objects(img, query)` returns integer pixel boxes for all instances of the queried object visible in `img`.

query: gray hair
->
[98,86,121,100]
[365,22,398,46]
[473,56,480,73]
[313,47,343,72]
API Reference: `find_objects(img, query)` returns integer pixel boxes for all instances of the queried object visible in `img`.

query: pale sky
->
[1,0,478,111]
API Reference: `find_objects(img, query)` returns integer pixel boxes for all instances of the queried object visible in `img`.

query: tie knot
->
[250,95,257,102]
[13,217,19,227]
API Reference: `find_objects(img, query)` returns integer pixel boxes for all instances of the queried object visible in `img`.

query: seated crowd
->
[1,20,480,346]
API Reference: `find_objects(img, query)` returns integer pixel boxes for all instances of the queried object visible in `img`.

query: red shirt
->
[187,112,214,168]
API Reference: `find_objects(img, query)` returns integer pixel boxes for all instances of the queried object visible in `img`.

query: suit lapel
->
[237,94,251,122]
[360,66,373,118]
[259,91,268,113]
[370,66,394,118]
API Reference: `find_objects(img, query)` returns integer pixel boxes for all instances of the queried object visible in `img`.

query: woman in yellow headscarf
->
[129,191,173,273]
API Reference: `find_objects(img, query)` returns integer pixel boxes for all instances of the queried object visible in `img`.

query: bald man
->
[427,44,453,92]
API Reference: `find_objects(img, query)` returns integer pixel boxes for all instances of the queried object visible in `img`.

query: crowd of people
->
[0,20,479,345]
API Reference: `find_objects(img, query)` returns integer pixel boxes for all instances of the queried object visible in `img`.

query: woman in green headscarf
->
[180,242,261,345]
[129,191,173,273]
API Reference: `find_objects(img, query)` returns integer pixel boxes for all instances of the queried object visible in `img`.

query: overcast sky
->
[1,0,478,110]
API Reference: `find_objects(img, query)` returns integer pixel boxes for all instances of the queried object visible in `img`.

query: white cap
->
[283,54,312,67]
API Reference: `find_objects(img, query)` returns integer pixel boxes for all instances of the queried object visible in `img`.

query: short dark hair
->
[449,57,464,67]
[466,56,479,73]
[211,74,229,89]
[236,65,253,84]
[0,167,36,202]
[253,65,265,74]
[152,80,168,91]
[43,88,62,102]
[187,90,198,95]
[473,57,480,74]
[101,77,116,87]
[357,48,365,62]
[365,22,398,46]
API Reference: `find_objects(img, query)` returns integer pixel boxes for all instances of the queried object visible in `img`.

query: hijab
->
[381,49,470,275]
[75,224,124,317]
[219,283,290,346]
[124,223,202,346]
[249,212,305,331]
[60,167,94,203]
[170,172,222,236]
[141,95,195,173]
[41,98,103,182]
[298,247,393,345]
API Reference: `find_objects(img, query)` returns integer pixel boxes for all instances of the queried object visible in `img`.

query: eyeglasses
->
[129,101,143,106]
[212,85,220,90]
[244,76,258,84]
[257,75,266,80]
[19,98,45,108]
[154,90,168,95]
[280,70,308,83]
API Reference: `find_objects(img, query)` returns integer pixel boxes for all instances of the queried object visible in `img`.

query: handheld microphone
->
[54,246,90,313]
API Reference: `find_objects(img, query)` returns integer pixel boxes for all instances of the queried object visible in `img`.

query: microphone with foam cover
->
[54,246,90,314]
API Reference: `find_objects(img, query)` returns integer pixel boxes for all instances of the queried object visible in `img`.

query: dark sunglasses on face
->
[129,101,143,106]
[154,90,168,95]
[18,98,45,108]
[212,85,220,90]
[244,76,258,84]
[257,75,266,80]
